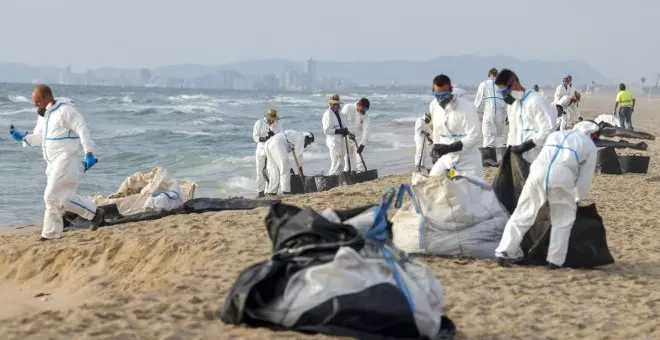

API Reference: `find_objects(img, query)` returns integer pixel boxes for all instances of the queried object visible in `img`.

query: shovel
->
[352,139,368,170]
[291,149,309,193]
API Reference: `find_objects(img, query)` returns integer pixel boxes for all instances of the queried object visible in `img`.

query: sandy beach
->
[2,92,660,339]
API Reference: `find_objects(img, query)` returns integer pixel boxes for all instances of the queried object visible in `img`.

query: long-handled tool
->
[352,139,367,170]
[291,149,309,193]
[417,140,426,172]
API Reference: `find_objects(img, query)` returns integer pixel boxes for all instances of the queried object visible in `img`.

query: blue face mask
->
[498,87,511,97]
[432,90,452,103]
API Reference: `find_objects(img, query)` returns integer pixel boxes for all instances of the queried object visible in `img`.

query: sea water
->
[0,83,474,227]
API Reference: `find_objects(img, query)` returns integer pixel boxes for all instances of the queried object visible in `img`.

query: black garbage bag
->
[518,203,615,268]
[491,147,530,214]
[595,138,648,151]
[492,148,615,268]
[220,194,456,340]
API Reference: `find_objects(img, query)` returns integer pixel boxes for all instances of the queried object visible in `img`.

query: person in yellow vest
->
[613,83,636,131]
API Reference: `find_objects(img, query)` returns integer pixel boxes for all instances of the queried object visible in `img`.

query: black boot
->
[547,263,561,270]
[257,191,265,198]
[281,192,292,195]
[265,193,277,197]
[90,207,106,231]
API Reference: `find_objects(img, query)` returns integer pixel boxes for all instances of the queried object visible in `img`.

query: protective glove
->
[348,133,356,141]
[334,128,349,136]
[512,140,536,154]
[357,144,365,154]
[505,117,509,125]
[290,168,295,175]
[82,153,98,172]
[267,130,275,137]
[421,131,430,138]
[426,136,434,144]
[9,125,28,142]
[258,136,270,142]
[431,141,463,159]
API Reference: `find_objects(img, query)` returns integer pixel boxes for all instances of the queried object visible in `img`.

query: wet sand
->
[1,92,660,339]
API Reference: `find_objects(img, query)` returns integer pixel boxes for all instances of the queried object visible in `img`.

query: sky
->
[0,0,654,82]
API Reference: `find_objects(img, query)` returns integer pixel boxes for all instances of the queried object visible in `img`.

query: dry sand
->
[2,92,660,339]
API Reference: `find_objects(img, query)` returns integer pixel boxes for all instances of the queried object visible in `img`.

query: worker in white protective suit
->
[554,91,582,131]
[495,120,600,269]
[322,94,352,176]
[414,112,433,171]
[252,108,282,198]
[342,98,371,173]
[264,130,315,195]
[428,74,484,180]
[474,68,506,162]
[553,76,573,114]
[495,69,554,164]
[9,84,103,240]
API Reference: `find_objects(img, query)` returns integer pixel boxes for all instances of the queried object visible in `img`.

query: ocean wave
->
[167,94,211,102]
[7,95,29,103]
[192,116,225,125]
[391,116,419,124]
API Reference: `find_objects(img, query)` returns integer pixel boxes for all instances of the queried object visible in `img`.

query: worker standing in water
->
[322,94,352,175]
[495,69,554,164]
[414,112,433,171]
[9,84,103,240]
[474,68,506,164]
[252,108,281,198]
[342,97,371,173]
[495,120,600,269]
[428,74,484,180]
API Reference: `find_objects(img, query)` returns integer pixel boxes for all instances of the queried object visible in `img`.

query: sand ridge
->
[1,92,660,339]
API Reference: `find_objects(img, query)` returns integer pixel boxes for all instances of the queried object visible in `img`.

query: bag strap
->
[394,184,422,214]
[366,187,396,241]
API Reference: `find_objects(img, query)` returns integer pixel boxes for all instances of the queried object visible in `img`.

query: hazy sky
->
[1,0,653,82]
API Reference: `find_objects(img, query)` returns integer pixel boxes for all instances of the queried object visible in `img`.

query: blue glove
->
[9,125,28,142]
[82,153,98,172]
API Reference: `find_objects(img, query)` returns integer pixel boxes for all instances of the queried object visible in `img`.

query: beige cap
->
[264,108,280,121]
[328,94,341,105]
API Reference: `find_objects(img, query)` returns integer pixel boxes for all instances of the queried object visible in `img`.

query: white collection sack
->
[391,171,509,259]
[93,166,196,216]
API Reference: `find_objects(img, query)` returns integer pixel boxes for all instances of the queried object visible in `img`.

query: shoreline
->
[1,94,660,339]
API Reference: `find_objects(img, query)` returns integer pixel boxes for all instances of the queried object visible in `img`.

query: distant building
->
[304,58,316,91]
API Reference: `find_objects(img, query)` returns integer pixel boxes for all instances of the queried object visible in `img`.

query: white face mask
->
[511,90,525,100]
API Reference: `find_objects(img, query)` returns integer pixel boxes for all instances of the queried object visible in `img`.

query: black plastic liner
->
[219,202,456,340]
[600,125,655,140]
[492,147,615,268]
[63,197,281,230]
[595,138,648,150]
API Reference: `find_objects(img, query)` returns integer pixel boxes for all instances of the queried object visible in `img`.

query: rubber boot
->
[257,191,265,198]
[266,193,277,197]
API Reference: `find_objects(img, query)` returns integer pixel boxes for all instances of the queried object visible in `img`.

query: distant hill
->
[0,55,611,87]
[203,55,611,87]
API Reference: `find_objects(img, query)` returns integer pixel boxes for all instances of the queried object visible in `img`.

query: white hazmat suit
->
[22,101,98,239]
[554,95,580,131]
[506,90,555,164]
[341,103,371,172]
[429,95,484,180]
[322,108,347,175]
[554,83,572,103]
[414,116,432,168]
[495,122,599,267]
[474,78,506,148]
[264,130,311,194]
[253,118,281,193]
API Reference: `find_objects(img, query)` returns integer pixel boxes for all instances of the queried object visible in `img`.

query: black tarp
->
[492,148,615,268]
[600,125,655,140]
[595,138,648,151]
[63,198,281,230]
[219,202,456,340]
